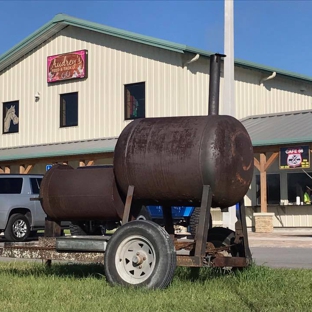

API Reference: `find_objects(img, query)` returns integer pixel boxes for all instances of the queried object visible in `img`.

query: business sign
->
[46,164,53,171]
[280,146,310,169]
[47,50,87,83]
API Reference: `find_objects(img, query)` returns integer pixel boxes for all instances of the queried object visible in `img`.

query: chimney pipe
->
[208,53,225,116]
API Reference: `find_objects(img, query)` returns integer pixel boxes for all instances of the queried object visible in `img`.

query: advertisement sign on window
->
[280,146,310,169]
[47,50,87,83]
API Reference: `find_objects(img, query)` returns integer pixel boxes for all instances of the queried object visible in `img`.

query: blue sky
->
[1,1,312,76]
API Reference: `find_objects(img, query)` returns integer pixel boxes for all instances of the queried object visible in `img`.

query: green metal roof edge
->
[0,17,59,64]
[253,137,312,147]
[0,146,115,162]
[235,58,312,82]
[2,13,312,83]
[0,13,186,64]
[56,14,186,53]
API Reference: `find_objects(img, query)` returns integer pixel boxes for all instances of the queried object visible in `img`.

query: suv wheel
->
[4,213,31,242]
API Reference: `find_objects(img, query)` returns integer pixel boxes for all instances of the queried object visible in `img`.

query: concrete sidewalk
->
[247,230,312,248]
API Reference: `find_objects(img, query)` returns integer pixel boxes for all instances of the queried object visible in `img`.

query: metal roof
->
[1,14,312,82]
[0,137,117,162]
[241,110,312,146]
[1,110,311,161]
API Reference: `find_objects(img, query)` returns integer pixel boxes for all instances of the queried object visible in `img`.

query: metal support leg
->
[238,199,252,262]
[122,185,134,225]
[44,217,62,265]
[44,218,62,237]
[194,185,212,258]
[162,205,175,240]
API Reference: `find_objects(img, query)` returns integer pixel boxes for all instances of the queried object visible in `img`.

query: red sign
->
[47,50,87,83]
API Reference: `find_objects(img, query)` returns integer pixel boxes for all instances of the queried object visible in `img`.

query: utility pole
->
[222,0,237,230]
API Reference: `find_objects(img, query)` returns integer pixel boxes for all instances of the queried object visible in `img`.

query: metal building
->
[1,14,312,229]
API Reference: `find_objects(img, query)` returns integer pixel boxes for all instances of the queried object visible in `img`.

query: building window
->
[287,172,312,203]
[256,174,281,205]
[60,92,78,127]
[3,101,19,134]
[125,82,145,120]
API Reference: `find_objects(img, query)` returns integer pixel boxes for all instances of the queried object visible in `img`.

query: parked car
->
[0,174,46,241]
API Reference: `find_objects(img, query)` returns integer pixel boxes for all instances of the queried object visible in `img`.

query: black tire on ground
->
[189,207,213,237]
[69,222,90,236]
[104,220,176,289]
[135,205,152,221]
[207,227,245,258]
[4,213,31,242]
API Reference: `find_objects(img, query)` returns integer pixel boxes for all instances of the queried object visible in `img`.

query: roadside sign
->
[46,164,53,171]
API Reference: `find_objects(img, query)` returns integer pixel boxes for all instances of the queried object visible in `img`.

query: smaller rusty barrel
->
[40,164,125,221]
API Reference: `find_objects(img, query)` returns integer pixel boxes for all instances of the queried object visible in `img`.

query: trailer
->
[0,54,254,289]
[0,194,251,289]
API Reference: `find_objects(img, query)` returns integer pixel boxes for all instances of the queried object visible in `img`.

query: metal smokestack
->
[208,53,225,116]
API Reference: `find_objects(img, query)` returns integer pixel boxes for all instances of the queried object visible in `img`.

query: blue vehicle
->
[69,205,211,236]
[146,206,212,235]
[147,206,194,220]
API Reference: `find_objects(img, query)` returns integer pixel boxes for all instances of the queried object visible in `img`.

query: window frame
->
[124,82,146,120]
[3,100,19,134]
[287,171,312,203]
[60,92,78,128]
[256,173,281,205]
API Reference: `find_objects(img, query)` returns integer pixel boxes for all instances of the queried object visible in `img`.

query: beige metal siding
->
[1,25,312,149]
[235,66,312,120]
[245,206,312,228]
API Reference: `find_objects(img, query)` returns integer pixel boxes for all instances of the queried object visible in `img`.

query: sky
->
[1,1,312,77]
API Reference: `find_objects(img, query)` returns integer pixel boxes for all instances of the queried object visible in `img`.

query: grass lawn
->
[0,262,311,312]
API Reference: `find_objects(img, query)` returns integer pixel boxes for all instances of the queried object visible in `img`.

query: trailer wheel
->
[189,207,212,237]
[104,220,176,289]
[4,213,30,242]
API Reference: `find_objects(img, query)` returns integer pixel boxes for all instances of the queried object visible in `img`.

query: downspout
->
[183,54,200,67]
[260,72,276,85]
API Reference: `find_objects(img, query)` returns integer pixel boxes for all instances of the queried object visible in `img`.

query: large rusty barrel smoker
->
[39,53,254,290]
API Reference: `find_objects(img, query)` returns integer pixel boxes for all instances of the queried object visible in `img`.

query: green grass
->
[0,263,311,312]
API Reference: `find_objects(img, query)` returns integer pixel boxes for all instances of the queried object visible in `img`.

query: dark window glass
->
[60,92,78,127]
[287,172,312,203]
[256,174,281,205]
[30,178,42,194]
[0,178,23,194]
[3,101,19,134]
[125,82,145,120]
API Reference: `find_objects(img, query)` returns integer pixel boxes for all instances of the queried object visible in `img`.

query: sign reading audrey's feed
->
[280,146,310,169]
[47,50,87,83]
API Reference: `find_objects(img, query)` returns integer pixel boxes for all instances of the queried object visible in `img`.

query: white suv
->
[0,174,46,241]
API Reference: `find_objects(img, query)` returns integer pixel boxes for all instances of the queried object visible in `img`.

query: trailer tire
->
[4,213,30,242]
[135,205,152,221]
[189,207,212,237]
[207,227,235,247]
[69,222,88,236]
[104,220,176,289]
